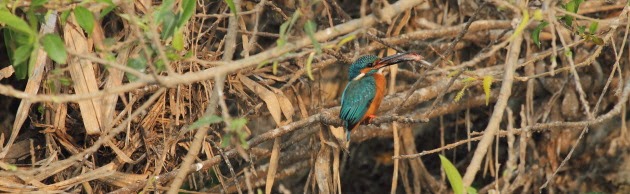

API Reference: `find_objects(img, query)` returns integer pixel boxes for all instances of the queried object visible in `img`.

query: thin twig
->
[166,75,221,194]
[540,6,629,190]
[391,2,488,114]
[461,8,522,186]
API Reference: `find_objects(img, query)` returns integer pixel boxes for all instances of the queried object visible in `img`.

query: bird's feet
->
[365,114,377,124]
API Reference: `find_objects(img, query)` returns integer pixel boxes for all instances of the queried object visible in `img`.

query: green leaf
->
[447,70,460,77]
[31,0,49,7]
[58,77,73,86]
[38,104,45,115]
[60,10,71,25]
[230,118,249,148]
[256,60,270,69]
[272,60,279,75]
[73,7,95,36]
[97,0,116,18]
[26,6,39,31]
[336,34,356,48]
[155,0,175,23]
[165,48,180,60]
[189,115,222,129]
[288,10,300,27]
[590,36,604,45]
[155,59,166,72]
[172,28,184,51]
[12,44,33,67]
[160,12,178,39]
[277,22,289,46]
[27,45,39,79]
[454,86,467,103]
[467,187,478,194]
[230,118,248,131]
[183,50,193,58]
[440,155,465,194]
[0,9,36,36]
[221,134,232,148]
[41,34,68,64]
[462,77,476,83]
[304,20,321,53]
[532,21,548,48]
[224,0,237,17]
[3,163,17,171]
[178,0,196,28]
[566,0,583,13]
[564,49,572,57]
[576,25,586,35]
[588,21,598,34]
[563,0,583,26]
[126,57,147,82]
[305,52,315,80]
[483,76,493,106]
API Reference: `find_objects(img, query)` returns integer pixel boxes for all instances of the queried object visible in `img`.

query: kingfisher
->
[339,52,424,141]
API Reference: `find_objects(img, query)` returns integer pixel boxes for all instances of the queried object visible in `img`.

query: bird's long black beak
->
[374,52,428,68]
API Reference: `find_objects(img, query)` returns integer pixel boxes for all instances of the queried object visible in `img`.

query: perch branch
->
[461,13,523,187]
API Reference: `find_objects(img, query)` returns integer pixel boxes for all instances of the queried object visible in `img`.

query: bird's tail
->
[343,121,352,141]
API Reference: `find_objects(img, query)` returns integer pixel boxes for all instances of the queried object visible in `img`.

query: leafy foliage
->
[306,52,316,80]
[225,0,238,17]
[0,8,38,79]
[126,57,147,82]
[221,118,250,149]
[562,0,584,27]
[189,115,223,130]
[41,34,67,64]
[304,20,321,54]
[73,7,95,36]
[532,21,549,48]
[482,76,493,105]
[439,155,477,194]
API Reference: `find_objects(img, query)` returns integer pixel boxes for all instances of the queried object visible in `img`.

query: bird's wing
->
[340,77,376,131]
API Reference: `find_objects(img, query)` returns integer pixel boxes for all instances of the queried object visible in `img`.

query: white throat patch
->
[352,73,365,81]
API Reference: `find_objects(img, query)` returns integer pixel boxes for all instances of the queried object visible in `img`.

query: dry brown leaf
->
[92,20,106,51]
[169,88,180,125]
[391,122,400,194]
[48,163,116,189]
[332,146,341,194]
[140,94,165,130]
[401,127,423,193]
[3,139,31,161]
[271,88,295,123]
[239,74,283,125]
[265,138,281,194]
[102,46,131,127]
[315,130,333,194]
[65,13,104,135]
[53,103,67,134]
[239,17,251,57]
[106,140,135,163]
[33,158,76,181]
[98,170,148,188]
[0,66,14,80]
[329,126,345,141]
[291,86,309,118]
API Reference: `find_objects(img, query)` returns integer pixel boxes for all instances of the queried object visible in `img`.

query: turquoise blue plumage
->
[340,73,376,140]
[339,53,421,142]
